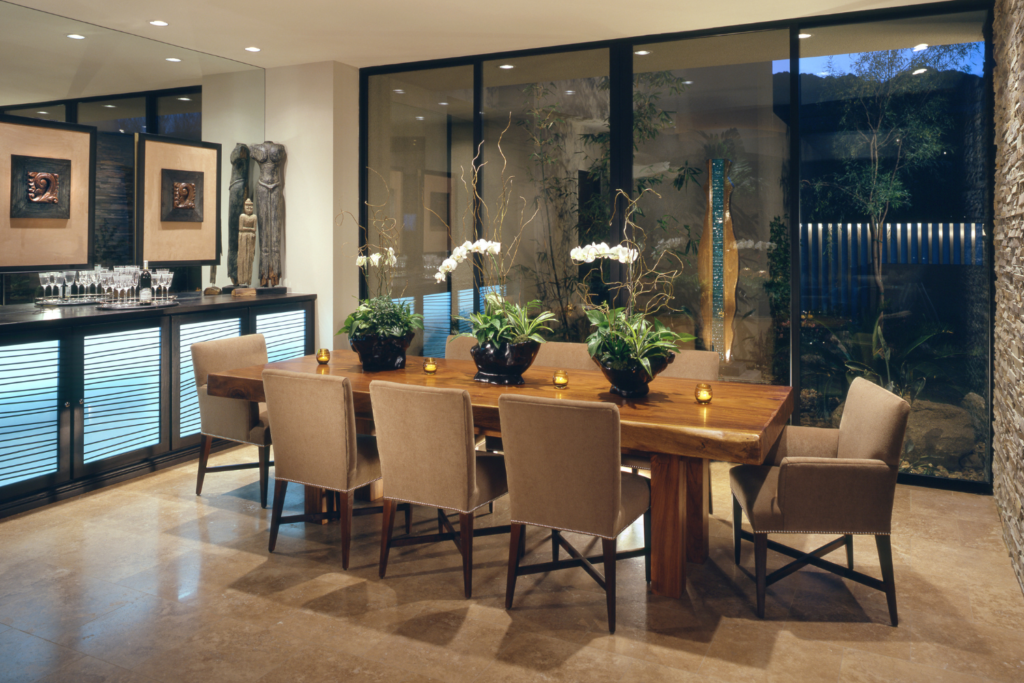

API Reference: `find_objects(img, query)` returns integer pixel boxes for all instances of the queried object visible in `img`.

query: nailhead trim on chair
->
[201,431,271,447]
[276,474,382,494]
[510,513,647,541]
[752,530,891,535]
[384,493,500,515]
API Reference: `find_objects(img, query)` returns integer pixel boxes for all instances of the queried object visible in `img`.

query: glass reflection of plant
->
[804,43,977,308]
[575,190,696,377]
[337,171,424,341]
[432,122,556,347]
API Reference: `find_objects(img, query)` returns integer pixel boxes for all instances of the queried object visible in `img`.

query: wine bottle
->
[139,261,153,303]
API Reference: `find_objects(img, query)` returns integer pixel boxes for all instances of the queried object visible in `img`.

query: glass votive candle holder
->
[695,382,713,404]
[553,369,569,390]
[423,357,438,375]
[316,349,331,365]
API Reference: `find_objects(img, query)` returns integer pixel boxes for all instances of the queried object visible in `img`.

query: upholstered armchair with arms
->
[731,377,910,624]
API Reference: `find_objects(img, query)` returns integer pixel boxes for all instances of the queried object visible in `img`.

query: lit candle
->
[316,349,331,365]
[423,358,438,375]
[695,382,712,404]
[553,369,569,389]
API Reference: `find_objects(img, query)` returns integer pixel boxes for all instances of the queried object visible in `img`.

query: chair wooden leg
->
[876,535,898,626]
[437,508,445,534]
[733,495,742,566]
[195,435,212,496]
[708,472,713,515]
[379,499,397,579]
[603,537,617,634]
[518,523,527,560]
[489,501,494,514]
[268,480,287,552]
[644,507,652,584]
[339,490,353,570]
[845,534,854,570]
[258,446,270,508]
[459,511,474,599]
[405,503,412,534]
[551,529,561,561]
[754,533,767,619]
[505,523,524,609]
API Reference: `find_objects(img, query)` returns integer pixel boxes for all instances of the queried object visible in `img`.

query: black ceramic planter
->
[469,340,541,386]
[349,332,415,372]
[593,352,675,398]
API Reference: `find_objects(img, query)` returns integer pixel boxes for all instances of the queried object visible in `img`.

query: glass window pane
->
[78,97,147,134]
[2,105,65,122]
[483,49,610,341]
[634,31,791,384]
[798,12,989,482]
[157,92,202,140]
[367,66,475,356]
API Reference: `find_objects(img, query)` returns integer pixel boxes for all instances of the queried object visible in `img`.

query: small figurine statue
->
[237,198,258,287]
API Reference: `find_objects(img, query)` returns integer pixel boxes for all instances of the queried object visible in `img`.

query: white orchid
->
[356,246,398,269]
[571,242,638,265]
[355,255,368,268]
[433,239,503,282]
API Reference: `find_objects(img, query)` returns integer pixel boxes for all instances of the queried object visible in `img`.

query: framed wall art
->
[0,114,96,273]
[136,134,221,267]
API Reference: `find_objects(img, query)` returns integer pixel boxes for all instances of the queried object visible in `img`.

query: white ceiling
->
[7,0,947,71]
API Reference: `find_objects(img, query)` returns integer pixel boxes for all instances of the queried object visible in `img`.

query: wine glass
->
[48,272,58,299]
[130,268,140,302]
[63,270,76,298]
[100,271,112,300]
[161,271,173,299]
[76,271,87,299]
[38,272,49,300]
[54,272,66,300]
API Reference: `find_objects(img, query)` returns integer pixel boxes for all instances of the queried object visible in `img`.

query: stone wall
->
[994,0,1024,595]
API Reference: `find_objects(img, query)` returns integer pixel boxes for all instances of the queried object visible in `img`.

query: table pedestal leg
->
[650,453,686,598]
[684,456,710,564]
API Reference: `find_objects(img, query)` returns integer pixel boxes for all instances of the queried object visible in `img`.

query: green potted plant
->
[337,178,424,371]
[573,190,696,397]
[433,124,556,385]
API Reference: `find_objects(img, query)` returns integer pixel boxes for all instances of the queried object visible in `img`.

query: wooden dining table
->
[207,350,793,598]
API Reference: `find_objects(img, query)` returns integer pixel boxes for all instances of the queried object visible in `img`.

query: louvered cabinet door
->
[170,313,243,450]
[250,303,313,363]
[72,319,170,476]
[0,334,72,498]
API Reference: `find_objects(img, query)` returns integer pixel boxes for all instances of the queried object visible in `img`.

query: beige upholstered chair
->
[731,377,910,624]
[262,369,409,569]
[533,341,594,371]
[370,381,510,598]
[191,334,273,507]
[445,334,476,361]
[498,394,651,634]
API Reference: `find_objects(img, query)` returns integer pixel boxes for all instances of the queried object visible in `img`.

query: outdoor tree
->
[804,43,976,308]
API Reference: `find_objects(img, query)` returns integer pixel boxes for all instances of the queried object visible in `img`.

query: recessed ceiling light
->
[438,101,448,106]
[166,57,181,62]
[634,50,651,56]
[498,64,514,70]
[912,68,927,75]
[149,20,168,26]
[102,104,116,108]
[37,111,48,115]
[67,34,85,40]
[178,97,192,101]
[245,46,260,52]
[119,129,124,133]
[393,89,405,94]
[798,33,812,39]
[683,80,694,85]
[913,43,928,52]
[415,116,425,120]
[565,90,575,95]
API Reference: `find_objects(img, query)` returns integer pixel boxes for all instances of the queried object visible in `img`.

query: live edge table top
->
[207,350,794,466]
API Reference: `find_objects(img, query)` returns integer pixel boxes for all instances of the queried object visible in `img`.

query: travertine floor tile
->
[1,446,1021,683]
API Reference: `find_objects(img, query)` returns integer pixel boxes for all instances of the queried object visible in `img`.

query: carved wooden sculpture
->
[250,141,286,287]
[697,159,737,362]
[237,198,257,287]
[227,144,250,285]
[27,172,59,203]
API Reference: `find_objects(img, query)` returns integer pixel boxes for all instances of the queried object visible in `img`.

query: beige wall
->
[264,61,360,347]
[201,69,265,288]
[993,0,1024,597]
